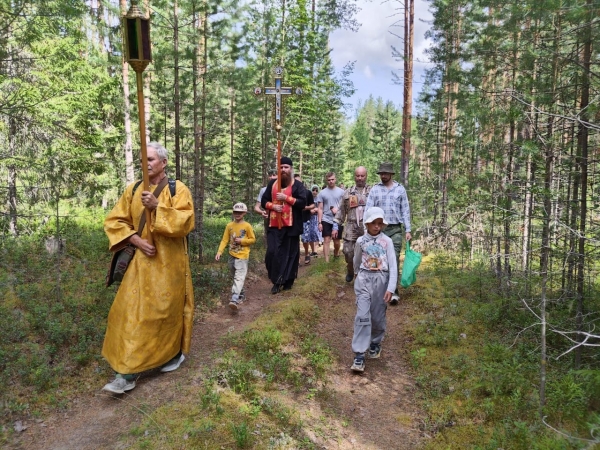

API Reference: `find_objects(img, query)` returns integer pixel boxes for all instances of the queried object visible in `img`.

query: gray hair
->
[147,141,168,161]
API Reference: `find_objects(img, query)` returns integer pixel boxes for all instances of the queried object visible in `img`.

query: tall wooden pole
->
[123,0,153,244]
[254,67,302,229]
[276,126,282,228]
[136,72,153,245]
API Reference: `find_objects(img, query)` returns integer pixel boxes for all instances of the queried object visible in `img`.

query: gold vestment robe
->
[102,180,195,374]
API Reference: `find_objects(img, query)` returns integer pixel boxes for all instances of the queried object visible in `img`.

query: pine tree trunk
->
[522,153,533,271]
[7,116,17,236]
[230,89,235,201]
[575,2,592,367]
[539,141,554,415]
[193,8,209,260]
[401,0,414,187]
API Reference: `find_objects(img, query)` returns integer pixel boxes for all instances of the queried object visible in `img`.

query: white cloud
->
[330,0,433,110]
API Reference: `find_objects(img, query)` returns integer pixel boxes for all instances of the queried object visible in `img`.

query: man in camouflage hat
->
[332,166,371,282]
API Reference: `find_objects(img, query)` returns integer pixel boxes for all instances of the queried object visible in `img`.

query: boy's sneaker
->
[368,343,382,359]
[390,293,399,306]
[351,354,365,372]
[102,375,136,394]
[160,353,185,372]
[229,300,239,310]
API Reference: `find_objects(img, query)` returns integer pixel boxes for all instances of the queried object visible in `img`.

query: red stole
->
[269,183,293,227]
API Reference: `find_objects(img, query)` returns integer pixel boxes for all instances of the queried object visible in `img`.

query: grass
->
[0,216,243,431]
[117,289,334,448]
[2,221,600,449]
[405,253,600,449]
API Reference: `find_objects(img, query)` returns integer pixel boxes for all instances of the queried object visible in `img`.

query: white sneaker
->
[102,375,136,394]
[160,353,185,373]
[390,294,399,306]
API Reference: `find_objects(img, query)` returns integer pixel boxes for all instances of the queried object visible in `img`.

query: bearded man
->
[261,156,307,293]
[333,166,371,282]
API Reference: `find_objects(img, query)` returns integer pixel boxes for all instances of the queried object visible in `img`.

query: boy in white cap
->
[216,202,256,310]
[350,206,398,372]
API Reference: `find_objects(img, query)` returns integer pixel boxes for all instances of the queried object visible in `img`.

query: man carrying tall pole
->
[101,2,196,394]
[255,68,306,293]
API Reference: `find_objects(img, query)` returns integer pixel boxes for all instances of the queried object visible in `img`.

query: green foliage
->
[230,421,251,448]
[412,255,600,449]
[200,384,222,412]
[0,228,114,414]
[299,334,333,379]
[546,372,589,423]
[217,350,259,396]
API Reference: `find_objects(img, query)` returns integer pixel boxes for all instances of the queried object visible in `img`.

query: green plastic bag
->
[400,241,422,288]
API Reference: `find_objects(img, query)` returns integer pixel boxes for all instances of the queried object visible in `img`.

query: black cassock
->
[261,178,307,288]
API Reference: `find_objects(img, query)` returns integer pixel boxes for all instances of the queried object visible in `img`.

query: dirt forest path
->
[13,247,424,450]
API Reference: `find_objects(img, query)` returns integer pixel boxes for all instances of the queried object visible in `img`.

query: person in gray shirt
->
[317,172,345,262]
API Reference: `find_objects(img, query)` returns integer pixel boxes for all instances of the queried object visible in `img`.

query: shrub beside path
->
[13,252,424,449]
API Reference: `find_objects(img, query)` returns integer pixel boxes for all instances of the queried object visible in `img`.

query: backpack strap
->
[132,180,143,197]
[136,177,170,235]
[132,178,176,198]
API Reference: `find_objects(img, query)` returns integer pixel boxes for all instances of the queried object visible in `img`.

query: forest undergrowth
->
[1,219,599,448]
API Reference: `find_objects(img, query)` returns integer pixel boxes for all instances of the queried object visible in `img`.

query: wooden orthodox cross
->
[254,67,302,228]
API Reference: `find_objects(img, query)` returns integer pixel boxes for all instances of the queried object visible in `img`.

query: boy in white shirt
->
[350,207,398,372]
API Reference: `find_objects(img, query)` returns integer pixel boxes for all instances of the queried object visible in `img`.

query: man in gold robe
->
[102,142,195,394]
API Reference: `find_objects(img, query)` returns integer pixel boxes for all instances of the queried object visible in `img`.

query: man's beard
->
[281,172,292,186]
[356,181,366,188]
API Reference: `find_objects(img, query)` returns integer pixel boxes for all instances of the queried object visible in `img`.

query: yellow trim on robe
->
[102,180,195,374]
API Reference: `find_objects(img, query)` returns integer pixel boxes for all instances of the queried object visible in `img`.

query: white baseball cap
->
[233,202,248,212]
[364,207,388,225]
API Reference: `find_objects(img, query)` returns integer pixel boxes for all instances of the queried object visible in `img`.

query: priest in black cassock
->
[261,156,307,294]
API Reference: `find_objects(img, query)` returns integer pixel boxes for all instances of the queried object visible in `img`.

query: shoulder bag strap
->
[136,177,170,236]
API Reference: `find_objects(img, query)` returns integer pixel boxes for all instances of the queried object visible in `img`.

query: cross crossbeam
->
[255,66,302,129]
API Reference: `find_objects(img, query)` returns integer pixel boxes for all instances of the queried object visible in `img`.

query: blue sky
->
[330,0,433,117]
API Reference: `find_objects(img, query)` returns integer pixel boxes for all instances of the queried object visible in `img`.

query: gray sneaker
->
[160,353,185,373]
[102,375,136,394]
[368,343,382,359]
[351,354,365,372]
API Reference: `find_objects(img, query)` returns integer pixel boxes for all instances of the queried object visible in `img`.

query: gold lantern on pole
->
[122,0,152,73]
[122,0,154,245]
